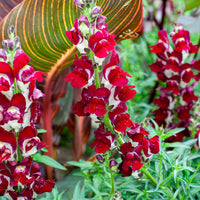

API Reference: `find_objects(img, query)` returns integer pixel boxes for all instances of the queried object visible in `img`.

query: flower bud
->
[109,160,118,171]
[96,154,105,163]
[8,25,15,36]
[73,0,82,6]
[96,15,107,29]
[2,40,9,50]
[8,41,14,51]
[91,6,102,18]
[0,49,7,61]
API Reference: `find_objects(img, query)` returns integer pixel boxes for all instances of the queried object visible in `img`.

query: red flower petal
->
[13,52,30,77]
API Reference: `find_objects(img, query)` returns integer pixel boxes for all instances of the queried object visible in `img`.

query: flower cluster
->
[0,26,54,199]
[66,0,160,177]
[149,25,199,142]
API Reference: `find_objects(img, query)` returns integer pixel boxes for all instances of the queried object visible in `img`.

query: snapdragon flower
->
[65,0,160,178]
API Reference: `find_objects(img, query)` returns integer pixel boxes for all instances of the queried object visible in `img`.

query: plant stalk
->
[141,167,174,199]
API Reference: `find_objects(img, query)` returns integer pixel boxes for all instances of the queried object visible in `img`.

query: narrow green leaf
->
[41,147,48,152]
[31,153,66,170]
[176,166,196,172]
[163,142,190,149]
[37,129,47,134]
[173,188,180,199]
[161,128,185,141]
[150,119,159,133]
[184,0,200,11]
[93,174,103,190]
[67,160,94,169]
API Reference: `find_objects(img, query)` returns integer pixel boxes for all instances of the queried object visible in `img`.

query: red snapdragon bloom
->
[89,24,116,58]
[72,84,110,117]
[149,25,199,142]
[0,93,26,131]
[18,126,46,157]
[149,29,170,53]
[90,124,115,153]
[13,52,46,83]
[65,55,94,87]
[0,127,16,163]
[0,62,14,91]
[8,189,33,200]
[6,157,34,187]
[32,176,55,195]
[114,85,136,102]
[0,163,11,196]
[119,142,143,177]
[66,19,83,45]
[103,52,131,86]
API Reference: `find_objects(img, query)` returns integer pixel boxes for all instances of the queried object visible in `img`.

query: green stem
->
[141,167,157,185]
[103,112,124,145]
[109,167,115,195]
[181,161,200,200]
[94,67,100,88]
[190,161,200,183]
[15,132,22,162]
[141,167,174,199]
[160,172,174,185]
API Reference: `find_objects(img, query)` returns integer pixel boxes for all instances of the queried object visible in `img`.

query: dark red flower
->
[0,127,16,163]
[32,176,55,195]
[119,143,143,177]
[18,126,46,157]
[153,96,170,109]
[177,106,191,120]
[13,52,30,78]
[89,26,116,58]
[170,29,191,53]
[72,85,110,117]
[166,80,179,95]
[65,19,83,45]
[8,188,33,200]
[149,30,169,53]
[90,124,114,153]
[103,53,131,86]
[149,135,160,154]
[113,113,133,134]
[114,85,136,102]
[65,55,94,88]
[165,51,182,72]
[149,61,164,73]
[0,62,14,91]
[6,157,34,187]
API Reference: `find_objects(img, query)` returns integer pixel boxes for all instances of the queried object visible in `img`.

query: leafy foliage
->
[67,127,200,199]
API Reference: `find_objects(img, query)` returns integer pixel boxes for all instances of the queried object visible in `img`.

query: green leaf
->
[161,128,185,141]
[93,174,103,190]
[72,181,85,200]
[176,166,196,172]
[150,119,159,133]
[184,0,200,11]
[41,147,48,152]
[31,153,66,170]
[67,160,94,169]
[0,0,143,73]
[37,129,47,134]
[163,142,190,149]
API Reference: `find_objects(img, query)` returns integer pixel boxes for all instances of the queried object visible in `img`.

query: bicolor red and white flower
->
[149,25,199,142]
[0,27,54,199]
[65,1,160,178]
